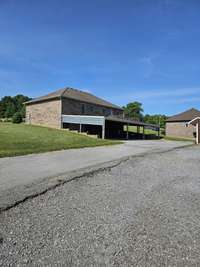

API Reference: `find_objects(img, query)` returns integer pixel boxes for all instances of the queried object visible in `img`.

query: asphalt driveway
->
[0,140,191,193]
[0,144,200,266]
[0,140,192,210]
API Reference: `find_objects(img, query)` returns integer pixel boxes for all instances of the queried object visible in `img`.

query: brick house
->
[166,108,200,139]
[25,87,159,139]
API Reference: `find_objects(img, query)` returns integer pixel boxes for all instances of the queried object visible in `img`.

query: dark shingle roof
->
[166,108,200,122]
[25,87,123,110]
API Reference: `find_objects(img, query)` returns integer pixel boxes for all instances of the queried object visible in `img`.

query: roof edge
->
[25,92,124,110]
[24,96,61,105]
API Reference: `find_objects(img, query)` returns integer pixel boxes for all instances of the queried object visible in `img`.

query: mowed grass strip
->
[164,135,194,142]
[125,125,162,137]
[0,123,121,158]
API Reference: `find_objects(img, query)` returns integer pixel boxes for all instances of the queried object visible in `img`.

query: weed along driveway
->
[0,140,192,211]
[1,143,200,266]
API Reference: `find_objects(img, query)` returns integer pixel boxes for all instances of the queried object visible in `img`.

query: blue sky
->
[0,0,200,115]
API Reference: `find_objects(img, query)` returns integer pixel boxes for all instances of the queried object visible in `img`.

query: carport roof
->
[106,116,159,129]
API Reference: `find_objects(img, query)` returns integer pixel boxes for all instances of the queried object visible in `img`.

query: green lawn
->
[127,126,194,142]
[125,125,163,136]
[164,136,194,142]
[0,123,121,158]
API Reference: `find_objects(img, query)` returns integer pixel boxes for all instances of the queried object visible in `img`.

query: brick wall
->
[26,99,61,128]
[166,122,196,138]
[62,98,123,117]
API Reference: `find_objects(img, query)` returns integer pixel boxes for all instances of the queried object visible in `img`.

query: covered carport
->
[105,116,160,140]
[62,115,160,140]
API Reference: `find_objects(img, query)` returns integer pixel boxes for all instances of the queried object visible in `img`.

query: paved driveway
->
[0,140,192,210]
[1,144,200,266]
[0,140,191,193]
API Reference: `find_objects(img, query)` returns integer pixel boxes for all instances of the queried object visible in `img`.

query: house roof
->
[166,108,200,122]
[25,87,123,110]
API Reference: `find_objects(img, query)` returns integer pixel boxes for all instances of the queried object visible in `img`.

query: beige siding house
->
[166,108,200,139]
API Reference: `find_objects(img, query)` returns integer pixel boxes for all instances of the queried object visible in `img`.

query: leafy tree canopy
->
[0,94,31,118]
[144,114,167,128]
[123,101,144,120]
[122,102,167,127]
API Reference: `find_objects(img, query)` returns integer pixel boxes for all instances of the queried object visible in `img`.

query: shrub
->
[12,112,22,123]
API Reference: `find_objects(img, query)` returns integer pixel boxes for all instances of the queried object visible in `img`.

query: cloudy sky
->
[0,0,200,115]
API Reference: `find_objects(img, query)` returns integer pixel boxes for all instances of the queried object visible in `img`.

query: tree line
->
[123,101,167,128]
[0,95,31,121]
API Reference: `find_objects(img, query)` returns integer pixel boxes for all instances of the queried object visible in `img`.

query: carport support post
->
[196,122,200,144]
[143,126,145,140]
[137,126,140,134]
[102,119,105,139]
[158,127,160,138]
[79,123,82,133]
[126,123,129,140]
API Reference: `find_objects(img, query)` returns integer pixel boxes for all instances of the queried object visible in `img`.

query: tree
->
[0,96,16,118]
[0,94,31,118]
[144,114,167,128]
[123,102,144,120]
[12,112,23,123]
[13,94,30,117]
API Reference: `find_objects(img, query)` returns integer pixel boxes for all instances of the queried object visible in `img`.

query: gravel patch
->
[0,146,200,266]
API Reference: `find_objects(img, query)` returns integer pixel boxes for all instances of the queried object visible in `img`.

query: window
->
[81,104,85,114]
[103,109,110,116]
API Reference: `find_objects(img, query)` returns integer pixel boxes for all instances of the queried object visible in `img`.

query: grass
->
[125,125,163,136]
[126,126,194,142]
[0,123,121,158]
[164,135,194,142]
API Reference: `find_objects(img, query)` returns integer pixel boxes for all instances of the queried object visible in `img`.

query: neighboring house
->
[166,108,200,139]
[25,87,159,139]
[187,117,200,144]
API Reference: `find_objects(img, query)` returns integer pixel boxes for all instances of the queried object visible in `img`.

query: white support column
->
[102,119,105,139]
[196,122,199,144]
[158,127,160,138]
[79,123,82,133]
[126,124,129,140]
[143,126,145,140]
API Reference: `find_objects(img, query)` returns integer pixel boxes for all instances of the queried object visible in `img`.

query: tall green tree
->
[13,94,30,118]
[0,94,31,118]
[123,101,144,120]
